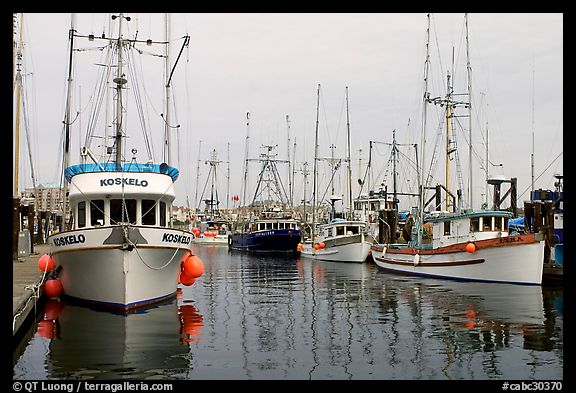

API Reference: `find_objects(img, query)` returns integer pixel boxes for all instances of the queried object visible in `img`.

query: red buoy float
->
[38,254,56,273]
[179,271,196,286]
[182,255,205,278]
[44,279,63,298]
[466,242,476,253]
[319,242,326,249]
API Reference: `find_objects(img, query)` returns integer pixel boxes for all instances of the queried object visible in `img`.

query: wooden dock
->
[13,243,50,337]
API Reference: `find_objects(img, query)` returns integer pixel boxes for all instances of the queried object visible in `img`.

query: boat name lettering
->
[100,178,149,187]
[53,234,86,247]
[162,233,191,244]
[498,236,523,244]
[256,231,275,237]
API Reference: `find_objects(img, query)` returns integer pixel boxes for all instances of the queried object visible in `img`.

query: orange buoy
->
[43,279,63,298]
[38,254,56,273]
[314,244,320,250]
[179,271,196,286]
[466,242,476,253]
[182,255,204,278]
[319,242,326,249]
[297,243,303,252]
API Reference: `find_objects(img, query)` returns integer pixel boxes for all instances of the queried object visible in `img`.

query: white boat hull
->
[371,233,545,285]
[300,240,371,263]
[48,225,193,310]
[192,234,229,246]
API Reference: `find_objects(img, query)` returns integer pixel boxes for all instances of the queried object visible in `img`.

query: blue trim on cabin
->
[64,163,179,183]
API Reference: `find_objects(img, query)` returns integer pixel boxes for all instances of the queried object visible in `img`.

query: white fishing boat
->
[192,217,231,246]
[300,217,372,263]
[191,148,231,246]
[47,14,196,310]
[371,210,545,284]
[299,86,371,263]
[371,14,544,285]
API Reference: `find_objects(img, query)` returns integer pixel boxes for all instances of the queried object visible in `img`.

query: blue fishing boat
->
[530,175,563,266]
[229,141,302,254]
[229,208,302,254]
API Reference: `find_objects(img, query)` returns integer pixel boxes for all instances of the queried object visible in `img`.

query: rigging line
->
[21,83,37,190]
[125,49,148,152]
[168,84,181,169]
[517,151,563,199]
[128,233,182,271]
[84,47,112,148]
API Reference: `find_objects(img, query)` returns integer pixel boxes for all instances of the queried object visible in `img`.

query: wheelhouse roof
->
[64,163,179,183]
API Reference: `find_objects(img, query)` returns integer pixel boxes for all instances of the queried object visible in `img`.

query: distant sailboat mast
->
[312,84,321,244]
[13,12,23,198]
[345,86,353,218]
[417,13,431,247]
[62,14,76,227]
[465,13,473,209]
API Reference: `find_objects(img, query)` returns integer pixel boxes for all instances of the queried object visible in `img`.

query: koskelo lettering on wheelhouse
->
[99,177,149,187]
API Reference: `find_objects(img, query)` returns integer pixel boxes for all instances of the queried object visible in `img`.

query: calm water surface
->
[13,245,563,380]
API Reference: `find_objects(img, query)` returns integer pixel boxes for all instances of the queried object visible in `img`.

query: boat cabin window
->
[494,216,503,231]
[142,199,156,225]
[336,226,344,236]
[470,217,480,232]
[266,222,273,230]
[90,200,104,226]
[347,226,360,235]
[444,221,451,235]
[327,227,333,237]
[160,201,167,226]
[77,201,86,228]
[110,199,137,224]
[503,217,509,230]
[482,217,492,231]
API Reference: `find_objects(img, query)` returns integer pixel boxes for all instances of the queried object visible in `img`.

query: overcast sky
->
[14,13,563,211]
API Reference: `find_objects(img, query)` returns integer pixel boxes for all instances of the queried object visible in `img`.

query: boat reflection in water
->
[15,246,561,380]
[298,259,562,379]
[38,290,203,379]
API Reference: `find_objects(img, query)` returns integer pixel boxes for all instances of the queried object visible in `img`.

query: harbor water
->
[13,245,563,380]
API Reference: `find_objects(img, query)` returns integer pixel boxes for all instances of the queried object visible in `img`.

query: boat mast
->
[417,13,431,247]
[164,13,172,165]
[13,13,23,198]
[242,112,250,209]
[194,139,202,211]
[227,142,230,210]
[345,86,353,218]
[445,70,453,212]
[62,14,76,227]
[465,13,473,209]
[112,13,129,167]
[531,62,535,194]
[312,84,320,243]
[286,115,293,207]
